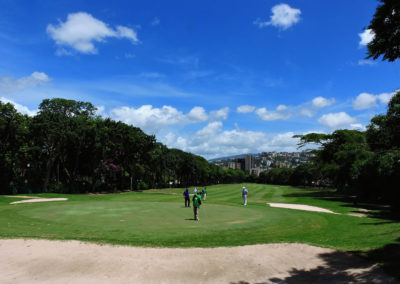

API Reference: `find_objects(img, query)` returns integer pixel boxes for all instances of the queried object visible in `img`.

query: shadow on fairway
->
[230,242,400,283]
[284,188,400,223]
[356,237,400,280]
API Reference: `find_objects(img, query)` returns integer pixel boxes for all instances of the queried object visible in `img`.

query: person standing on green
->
[242,186,248,206]
[202,186,207,200]
[183,188,190,207]
[192,192,202,221]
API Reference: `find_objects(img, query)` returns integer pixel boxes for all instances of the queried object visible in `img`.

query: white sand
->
[267,203,336,214]
[0,239,395,283]
[10,198,68,205]
[5,196,41,199]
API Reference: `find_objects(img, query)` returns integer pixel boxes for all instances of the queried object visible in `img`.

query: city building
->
[245,154,254,173]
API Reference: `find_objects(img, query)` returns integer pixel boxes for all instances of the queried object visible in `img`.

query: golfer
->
[242,186,248,206]
[183,188,190,207]
[202,186,207,200]
[192,191,202,221]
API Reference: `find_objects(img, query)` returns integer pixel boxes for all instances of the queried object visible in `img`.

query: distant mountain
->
[208,153,258,162]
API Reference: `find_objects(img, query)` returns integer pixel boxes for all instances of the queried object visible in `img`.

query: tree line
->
[0,98,255,194]
[257,90,400,206]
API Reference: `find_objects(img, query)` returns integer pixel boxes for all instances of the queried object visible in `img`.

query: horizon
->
[1,0,398,159]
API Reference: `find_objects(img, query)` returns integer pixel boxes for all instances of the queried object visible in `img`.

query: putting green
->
[18,201,268,232]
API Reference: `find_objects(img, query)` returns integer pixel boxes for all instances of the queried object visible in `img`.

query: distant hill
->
[208,153,258,162]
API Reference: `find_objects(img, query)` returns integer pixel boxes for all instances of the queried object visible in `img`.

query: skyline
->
[1,0,399,159]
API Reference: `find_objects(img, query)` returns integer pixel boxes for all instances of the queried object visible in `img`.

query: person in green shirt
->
[192,192,202,221]
[202,186,207,200]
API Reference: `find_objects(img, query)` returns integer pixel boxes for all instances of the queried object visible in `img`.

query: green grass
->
[0,184,399,250]
[2,184,400,277]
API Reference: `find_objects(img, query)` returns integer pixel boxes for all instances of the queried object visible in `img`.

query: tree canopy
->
[0,98,252,194]
[287,92,400,205]
[367,0,400,62]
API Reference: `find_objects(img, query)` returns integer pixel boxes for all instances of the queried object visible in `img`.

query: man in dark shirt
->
[183,188,190,207]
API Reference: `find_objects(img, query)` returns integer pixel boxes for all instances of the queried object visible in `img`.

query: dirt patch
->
[10,198,68,205]
[267,203,336,214]
[0,239,396,283]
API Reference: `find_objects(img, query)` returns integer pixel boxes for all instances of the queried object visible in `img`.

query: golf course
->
[1,184,399,282]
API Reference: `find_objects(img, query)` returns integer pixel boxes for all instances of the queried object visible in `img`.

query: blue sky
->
[1,0,399,159]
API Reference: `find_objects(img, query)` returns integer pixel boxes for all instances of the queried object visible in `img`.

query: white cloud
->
[267,132,298,149]
[353,92,394,110]
[188,106,208,122]
[255,106,291,121]
[95,105,106,117]
[0,97,37,116]
[318,112,357,129]
[237,105,256,113]
[299,108,314,118]
[254,4,301,30]
[0,72,50,95]
[115,25,139,43]
[109,105,229,134]
[210,107,229,120]
[47,12,139,54]
[297,97,335,118]
[353,93,378,110]
[162,122,300,159]
[196,121,223,136]
[359,29,375,46]
[110,105,184,134]
[378,92,394,105]
[250,97,336,121]
[312,97,335,108]
[349,123,366,131]
[276,104,288,111]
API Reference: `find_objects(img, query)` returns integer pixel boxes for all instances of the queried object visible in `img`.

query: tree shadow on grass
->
[356,237,400,281]
[230,246,399,283]
[283,188,400,223]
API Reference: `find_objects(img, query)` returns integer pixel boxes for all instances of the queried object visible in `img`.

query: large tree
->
[32,98,97,190]
[367,0,400,62]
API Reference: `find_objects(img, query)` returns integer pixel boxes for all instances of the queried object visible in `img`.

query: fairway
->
[1,183,399,251]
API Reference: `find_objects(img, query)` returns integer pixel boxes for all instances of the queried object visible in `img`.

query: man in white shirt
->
[242,187,248,206]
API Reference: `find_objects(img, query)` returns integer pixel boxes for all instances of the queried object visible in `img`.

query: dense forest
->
[0,98,256,194]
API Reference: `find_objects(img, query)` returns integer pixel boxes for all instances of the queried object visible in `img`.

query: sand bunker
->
[10,198,68,205]
[0,239,395,283]
[5,196,41,199]
[267,203,335,214]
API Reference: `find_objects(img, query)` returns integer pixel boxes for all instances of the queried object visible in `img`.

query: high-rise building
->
[245,154,254,172]
[236,158,245,171]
